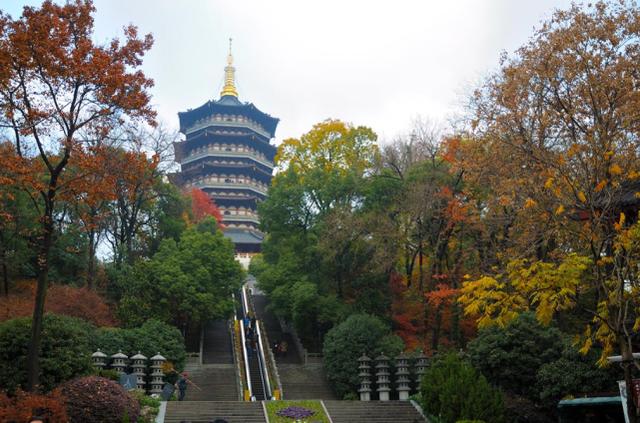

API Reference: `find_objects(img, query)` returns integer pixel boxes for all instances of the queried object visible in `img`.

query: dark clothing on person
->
[177,376,188,401]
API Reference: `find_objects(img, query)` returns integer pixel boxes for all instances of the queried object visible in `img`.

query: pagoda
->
[173,40,278,256]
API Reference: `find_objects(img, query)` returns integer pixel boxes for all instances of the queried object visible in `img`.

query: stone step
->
[184,365,238,401]
[203,320,233,365]
[277,364,337,400]
[164,401,266,423]
[323,400,427,423]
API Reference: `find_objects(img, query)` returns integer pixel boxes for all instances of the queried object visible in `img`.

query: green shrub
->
[322,313,403,399]
[536,344,618,408]
[130,389,161,423]
[60,376,139,422]
[467,313,563,400]
[0,314,94,392]
[420,353,504,423]
[93,319,186,371]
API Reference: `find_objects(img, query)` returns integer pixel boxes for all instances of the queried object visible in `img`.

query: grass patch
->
[265,400,331,423]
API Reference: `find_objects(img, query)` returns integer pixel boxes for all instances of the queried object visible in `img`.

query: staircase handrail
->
[239,317,253,400]
[257,319,283,399]
[255,320,273,399]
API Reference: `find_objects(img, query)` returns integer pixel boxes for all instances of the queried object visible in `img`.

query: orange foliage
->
[189,188,224,227]
[390,272,424,351]
[391,270,477,354]
[0,389,68,423]
[0,282,116,327]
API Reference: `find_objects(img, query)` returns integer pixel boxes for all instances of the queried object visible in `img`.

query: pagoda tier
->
[180,161,274,185]
[182,156,273,177]
[174,130,276,163]
[178,96,278,138]
[211,194,259,209]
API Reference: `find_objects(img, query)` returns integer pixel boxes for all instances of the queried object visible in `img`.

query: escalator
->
[238,284,272,401]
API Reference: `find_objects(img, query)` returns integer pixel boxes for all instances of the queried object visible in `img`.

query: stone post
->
[357,354,372,401]
[414,351,428,392]
[395,352,411,400]
[91,349,107,371]
[150,353,166,395]
[110,350,128,375]
[375,353,391,401]
[131,351,148,391]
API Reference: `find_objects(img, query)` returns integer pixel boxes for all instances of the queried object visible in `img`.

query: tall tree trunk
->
[431,304,442,351]
[2,249,9,297]
[26,207,54,391]
[86,230,96,289]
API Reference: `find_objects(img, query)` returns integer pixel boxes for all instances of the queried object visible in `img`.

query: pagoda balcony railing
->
[181,149,274,170]
[186,118,271,140]
[192,181,268,196]
[222,215,260,223]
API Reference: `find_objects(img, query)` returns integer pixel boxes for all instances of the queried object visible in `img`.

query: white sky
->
[3,0,575,144]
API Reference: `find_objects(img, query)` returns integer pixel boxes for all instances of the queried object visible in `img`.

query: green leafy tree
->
[322,314,403,399]
[117,217,243,330]
[420,353,504,423]
[0,314,94,393]
[466,313,563,400]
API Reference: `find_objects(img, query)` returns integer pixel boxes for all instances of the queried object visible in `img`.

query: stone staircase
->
[203,320,234,364]
[164,401,266,423]
[323,400,428,423]
[183,365,239,401]
[277,363,336,400]
[179,319,239,402]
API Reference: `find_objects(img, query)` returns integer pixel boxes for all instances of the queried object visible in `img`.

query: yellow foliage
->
[555,204,565,215]
[524,198,536,208]
[459,254,591,328]
[577,191,587,203]
[544,177,554,189]
[609,164,623,175]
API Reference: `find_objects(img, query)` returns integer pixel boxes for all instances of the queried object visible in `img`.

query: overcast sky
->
[4,0,576,144]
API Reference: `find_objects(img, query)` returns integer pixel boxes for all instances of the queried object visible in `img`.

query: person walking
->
[176,372,189,401]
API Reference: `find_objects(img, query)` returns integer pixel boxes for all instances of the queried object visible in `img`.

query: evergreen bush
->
[93,319,186,371]
[420,353,504,423]
[0,314,94,392]
[322,313,403,399]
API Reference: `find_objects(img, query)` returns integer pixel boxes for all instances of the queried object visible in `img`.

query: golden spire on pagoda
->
[220,38,238,98]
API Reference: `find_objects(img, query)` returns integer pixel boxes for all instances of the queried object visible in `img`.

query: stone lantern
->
[130,351,148,391]
[150,353,166,395]
[395,352,411,400]
[414,351,428,391]
[357,354,372,401]
[110,350,128,375]
[91,349,107,370]
[375,353,391,401]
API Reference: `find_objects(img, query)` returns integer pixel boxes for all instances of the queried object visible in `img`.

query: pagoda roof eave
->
[179,99,279,137]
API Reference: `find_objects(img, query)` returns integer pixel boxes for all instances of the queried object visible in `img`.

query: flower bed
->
[265,400,331,423]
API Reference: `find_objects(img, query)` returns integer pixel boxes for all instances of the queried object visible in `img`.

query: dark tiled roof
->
[223,228,264,245]
[178,97,279,137]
